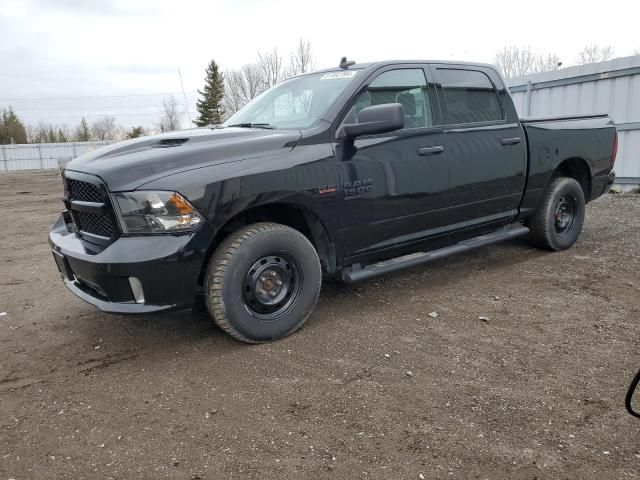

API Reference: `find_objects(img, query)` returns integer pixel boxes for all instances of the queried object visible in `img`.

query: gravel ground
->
[1,170,639,479]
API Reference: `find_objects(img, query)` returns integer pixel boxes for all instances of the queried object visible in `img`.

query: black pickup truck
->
[49,59,617,343]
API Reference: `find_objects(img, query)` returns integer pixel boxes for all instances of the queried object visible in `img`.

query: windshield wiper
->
[226,123,276,130]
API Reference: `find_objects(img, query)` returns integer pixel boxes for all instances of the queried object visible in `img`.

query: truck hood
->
[65,127,302,191]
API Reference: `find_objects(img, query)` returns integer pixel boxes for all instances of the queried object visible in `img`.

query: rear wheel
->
[528,176,586,251]
[204,222,322,343]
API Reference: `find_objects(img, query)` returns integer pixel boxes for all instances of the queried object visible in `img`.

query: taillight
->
[610,131,618,168]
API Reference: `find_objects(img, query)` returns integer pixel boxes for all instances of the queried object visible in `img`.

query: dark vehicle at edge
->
[49,58,618,343]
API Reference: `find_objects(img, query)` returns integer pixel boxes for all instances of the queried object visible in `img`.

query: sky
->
[1,0,639,130]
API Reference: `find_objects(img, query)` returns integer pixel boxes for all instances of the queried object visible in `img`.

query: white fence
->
[508,55,640,187]
[0,141,114,172]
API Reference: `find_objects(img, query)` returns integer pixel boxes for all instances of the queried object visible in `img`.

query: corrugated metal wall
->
[0,141,114,171]
[508,55,640,186]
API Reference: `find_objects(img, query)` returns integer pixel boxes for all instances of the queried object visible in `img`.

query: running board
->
[341,224,530,283]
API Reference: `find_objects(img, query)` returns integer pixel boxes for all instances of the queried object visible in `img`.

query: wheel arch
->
[552,157,592,202]
[199,202,335,285]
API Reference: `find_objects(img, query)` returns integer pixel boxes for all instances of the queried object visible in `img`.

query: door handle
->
[417,145,445,156]
[500,137,522,146]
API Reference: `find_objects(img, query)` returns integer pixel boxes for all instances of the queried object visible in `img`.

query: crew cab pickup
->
[49,59,617,343]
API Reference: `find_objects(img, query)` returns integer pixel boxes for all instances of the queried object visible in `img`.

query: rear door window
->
[436,68,503,125]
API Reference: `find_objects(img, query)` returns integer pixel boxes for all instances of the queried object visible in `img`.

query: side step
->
[341,224,530,283]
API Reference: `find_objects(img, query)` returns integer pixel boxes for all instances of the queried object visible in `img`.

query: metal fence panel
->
[508,55,640,186]
[0,141,114,172]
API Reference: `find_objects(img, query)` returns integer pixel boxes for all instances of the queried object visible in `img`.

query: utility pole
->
[178,68,192,126]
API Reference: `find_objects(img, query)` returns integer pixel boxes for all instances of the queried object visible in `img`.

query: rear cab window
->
[435,68,503,125]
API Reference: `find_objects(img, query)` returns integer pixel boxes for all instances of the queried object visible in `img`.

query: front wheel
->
[204,222,322,343]
[528,176,586,251]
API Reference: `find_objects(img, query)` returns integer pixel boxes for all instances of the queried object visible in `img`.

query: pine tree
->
[127,126,145,139]
[195,59,225,126]
[76,118,90,141]
[48,127,57,143]
[0,107,28,144]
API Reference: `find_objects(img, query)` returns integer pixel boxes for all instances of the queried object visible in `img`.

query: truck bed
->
[521,113,609,124]
[518,113,616,216]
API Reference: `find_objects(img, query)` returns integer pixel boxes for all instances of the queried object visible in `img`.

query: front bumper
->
[49,213,210,314]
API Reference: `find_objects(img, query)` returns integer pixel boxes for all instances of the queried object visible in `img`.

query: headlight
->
[114,191,204,234]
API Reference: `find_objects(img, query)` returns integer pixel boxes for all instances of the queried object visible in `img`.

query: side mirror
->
[338,103,405,139]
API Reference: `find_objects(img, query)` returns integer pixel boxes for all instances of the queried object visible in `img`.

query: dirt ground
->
[1,170,639,480]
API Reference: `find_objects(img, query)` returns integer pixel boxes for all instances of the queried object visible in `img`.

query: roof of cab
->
[309,59,497,75]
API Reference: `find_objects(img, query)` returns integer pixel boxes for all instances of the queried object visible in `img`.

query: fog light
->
[128,277,145,304]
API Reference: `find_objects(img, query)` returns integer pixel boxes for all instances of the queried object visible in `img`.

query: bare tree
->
[223,63,266,115]
[535,53,562,73]
[577,44,615,65]
[257,48,285,89]
[495,46,562,78]
[222,39,316,116]
[222,74,244,116]
[158,96,182,132]
[495,46,537,78]
[25,124,37,143]
[241,63,265,97]
[286,38,315,77]
[91,116,117,140]
[33,122,50,143]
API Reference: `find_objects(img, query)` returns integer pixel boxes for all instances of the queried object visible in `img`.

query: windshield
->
[222,70,360,129]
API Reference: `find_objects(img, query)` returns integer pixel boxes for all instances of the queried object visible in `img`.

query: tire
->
[528,176,586,251]
[204,222,322,343]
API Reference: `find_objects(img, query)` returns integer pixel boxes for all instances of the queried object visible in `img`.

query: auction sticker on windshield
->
[320,71,357,80]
